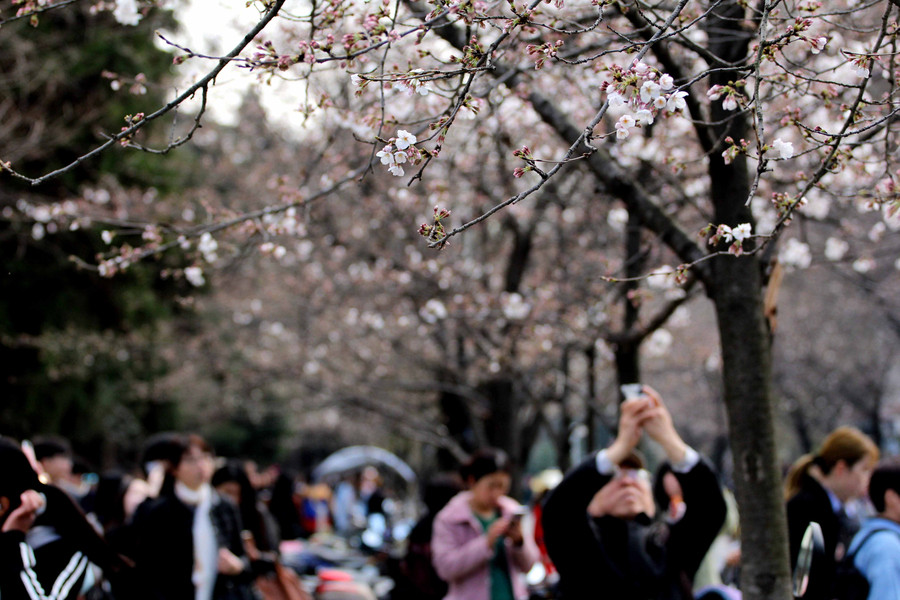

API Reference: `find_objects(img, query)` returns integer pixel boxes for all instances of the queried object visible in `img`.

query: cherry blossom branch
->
[0,0,287,186]
[756,0,893,220]
[0,0,80,27]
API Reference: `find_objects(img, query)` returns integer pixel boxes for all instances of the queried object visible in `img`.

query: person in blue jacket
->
[848,460,900,599]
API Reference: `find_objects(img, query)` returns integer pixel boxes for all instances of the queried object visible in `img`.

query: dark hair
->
[32,436,72,461]
[422,474,464,514]
[173,434,213,467]
[0,437,42,502]
[868,459,900,513]
[213,460,270,546]
[93,471,132,530]
[144,433,213,496]
[213,461,256,509]
[140,432,183,472]
[460,448,511,483]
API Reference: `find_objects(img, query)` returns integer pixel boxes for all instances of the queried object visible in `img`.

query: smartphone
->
[620,383,644,399]
[510,507,528,522]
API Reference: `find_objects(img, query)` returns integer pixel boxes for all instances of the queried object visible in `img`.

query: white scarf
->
[175,482,218,600]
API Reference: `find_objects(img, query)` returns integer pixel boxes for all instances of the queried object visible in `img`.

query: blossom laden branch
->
[0,0,288,186]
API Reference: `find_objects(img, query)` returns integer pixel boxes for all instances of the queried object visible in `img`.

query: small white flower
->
[198,232,218,262]
[184,266,205,287]
[645,329,673,357]
[824,237,849,261]
[388,164,405,177]
[395,130,417,150]
[607,207,629,232]
[770,138,794,160]
[113,0,141,26]
[377,145,396,165]
[351,74,364,86]
[731,223,752,242]
[667,90,688,112]
[635,109,654,125]
[653,96,667,110]
[857,64,870,79]
[501,292,531,320]
[615,115,635,139]
[810,37,826,54]
[392,151,408,164]
[780,238,812,270]
[852,257,875,273]
[659,74,674,90]
[869,222,886,242]
[722,95,739,111]
[420,298,448,323]
[633,61,650,76]
[101,230,114,244]
[640,81,661,103]
[607,91,626,108]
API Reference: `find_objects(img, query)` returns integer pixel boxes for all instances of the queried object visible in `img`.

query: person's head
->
[212,460,255,508]
[172,434,215,491]
[590,451,655,520]
[94,471,132,530]
[32,436,73,484]
[140,432,183,476]
[867,460,900,521]
[785,426,879,503]
[460,448,512,512]
[0,437,43,527]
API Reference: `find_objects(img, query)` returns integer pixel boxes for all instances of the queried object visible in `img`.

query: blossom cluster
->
[705,222,753,256]
[601,61,688,140]
[418,205,451,244]
[525,40,564,70]
[376,130,420,177]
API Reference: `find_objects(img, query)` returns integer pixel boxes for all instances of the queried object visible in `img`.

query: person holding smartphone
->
[541,385,727,600]
[431,448,539,600]
[0,436,131,600]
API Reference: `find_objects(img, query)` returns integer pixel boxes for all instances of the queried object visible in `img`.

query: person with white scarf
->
[132,434,257,600]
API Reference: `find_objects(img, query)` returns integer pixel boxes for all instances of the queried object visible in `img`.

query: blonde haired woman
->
[785,426,878,600]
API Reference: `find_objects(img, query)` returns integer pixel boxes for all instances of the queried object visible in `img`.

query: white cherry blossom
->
[770,138,794,159]
[395,130,416,150]
[824,237,849,261]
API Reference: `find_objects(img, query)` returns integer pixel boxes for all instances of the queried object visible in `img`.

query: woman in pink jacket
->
[431,448,539,600]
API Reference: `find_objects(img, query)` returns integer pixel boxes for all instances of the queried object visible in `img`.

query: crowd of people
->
[2,384,899,600]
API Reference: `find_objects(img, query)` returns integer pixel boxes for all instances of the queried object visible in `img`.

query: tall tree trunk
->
[712,254,791,600]
[705,0,792,596]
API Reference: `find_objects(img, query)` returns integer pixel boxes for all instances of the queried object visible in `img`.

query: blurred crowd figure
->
[784,426,880,600]
[1,400,896,600]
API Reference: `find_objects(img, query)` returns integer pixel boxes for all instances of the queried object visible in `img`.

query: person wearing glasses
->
[541,386,726,600]
[132,434,256,600]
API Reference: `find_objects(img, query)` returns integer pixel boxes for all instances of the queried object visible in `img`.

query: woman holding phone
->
[431,448,539,600]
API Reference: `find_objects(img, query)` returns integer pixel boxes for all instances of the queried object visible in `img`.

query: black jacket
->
[786,474,859,600]
[0,485,131,600]
[541,453,726,600]
[132,490,257,600]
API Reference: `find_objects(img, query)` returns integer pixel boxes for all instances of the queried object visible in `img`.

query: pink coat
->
[431,491,539,600]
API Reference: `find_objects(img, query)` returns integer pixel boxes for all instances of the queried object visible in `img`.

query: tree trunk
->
[712,254,792,600]
[704,0,792,594]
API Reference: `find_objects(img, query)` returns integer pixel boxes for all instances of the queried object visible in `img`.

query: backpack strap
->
[847,527,900,562]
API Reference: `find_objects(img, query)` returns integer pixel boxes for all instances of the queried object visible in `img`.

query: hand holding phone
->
[620,383,644,400]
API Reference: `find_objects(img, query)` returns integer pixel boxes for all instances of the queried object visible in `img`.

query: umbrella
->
[312,446,416,483]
